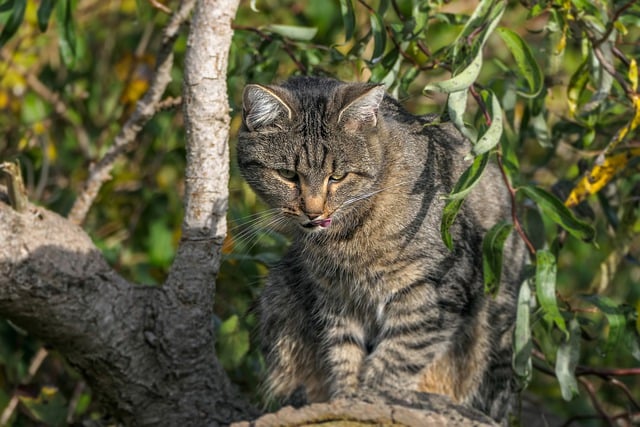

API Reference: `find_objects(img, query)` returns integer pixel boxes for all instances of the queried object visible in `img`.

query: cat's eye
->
[277,169,297,180]
[329,172,347,182]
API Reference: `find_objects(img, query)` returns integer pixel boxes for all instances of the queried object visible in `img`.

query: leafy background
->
[0,0,639,425]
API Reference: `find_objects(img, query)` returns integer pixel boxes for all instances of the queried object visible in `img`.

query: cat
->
[236,76,527,422]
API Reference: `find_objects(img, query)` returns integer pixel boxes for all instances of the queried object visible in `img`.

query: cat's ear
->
[337,84,385,132]
[242,84,293,131]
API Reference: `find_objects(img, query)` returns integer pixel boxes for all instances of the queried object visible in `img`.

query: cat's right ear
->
[242,84,293,131]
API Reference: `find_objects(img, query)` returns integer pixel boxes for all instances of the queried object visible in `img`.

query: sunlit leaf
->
[535,249,567,336]
[565,148,640,208]
[630,58,638,92]
[424,52,482,94]
[473,90,503,156]
[520,185,595,241]
[496,27,544,98]
[448,151,490,200]
[266,24,318,41]
[447,89,477,142]
[513,280,532,383]
[555,317,581,401]
[482,221,513,296]
[0,0,26,47]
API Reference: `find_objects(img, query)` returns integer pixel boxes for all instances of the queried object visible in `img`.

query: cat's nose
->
[306,212,322,221]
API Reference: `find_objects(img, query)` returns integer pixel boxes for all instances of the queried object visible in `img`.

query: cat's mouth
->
[302,218,332,229]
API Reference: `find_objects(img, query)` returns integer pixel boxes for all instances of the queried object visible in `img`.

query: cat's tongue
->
[311,218,332,228]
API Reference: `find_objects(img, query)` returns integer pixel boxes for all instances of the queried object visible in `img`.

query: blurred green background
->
[1,0,639,425]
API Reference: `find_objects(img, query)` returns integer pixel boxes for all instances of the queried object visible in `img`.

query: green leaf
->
[513,280,532,383]
[448,151,490,200]
[147,221,175,267]
[0,0,26,47]
[339,0,355,41]
[424,51,482,94]
[0,0,13,12]
[266,24,318,41]
[555,317,581,401]
[217,315,250,370]
[535,249,568,336]
[370,11,386,62]
[473,90,503,156]
[519,185,595,242]
[447,89,477,142]
[55,0,77,67]
[582,295,626,356]
[18,386,68,426]
[496,27,544,98]
[37,0,56,32]
[482,221,513,296]
[440,198,464,251]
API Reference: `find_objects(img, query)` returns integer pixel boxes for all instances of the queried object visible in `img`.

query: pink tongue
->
[314,218,332,228]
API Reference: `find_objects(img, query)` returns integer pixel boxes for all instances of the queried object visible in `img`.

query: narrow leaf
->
[496,27,544,98]
[370,11,386,62]
[339,0,355,41]
[555,317,581,401]
[473,90,503,155]
[513,280,532,383]
[37,0,56,32]
[520,185,595,242]
[535,249,568,336]
[424,52,482,94]
[583,295,626,356]
[56,0,77,66]
[266,24,318,41]
[565,148,640,208]
[447,89,477,142]
[448,152,490,200]
[440,198,464,251]
[0,0,26,47]
[482,221,513,296]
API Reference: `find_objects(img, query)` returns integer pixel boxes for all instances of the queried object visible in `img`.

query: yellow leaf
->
[565,147,640,207]
[630,59,638,93]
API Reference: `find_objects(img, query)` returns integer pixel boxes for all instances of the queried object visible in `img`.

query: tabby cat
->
[237,76,527,421]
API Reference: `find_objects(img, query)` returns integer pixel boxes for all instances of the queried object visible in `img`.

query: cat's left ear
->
[337,84,385,132]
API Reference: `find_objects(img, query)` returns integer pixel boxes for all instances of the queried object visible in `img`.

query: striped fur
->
[237,77,527,422]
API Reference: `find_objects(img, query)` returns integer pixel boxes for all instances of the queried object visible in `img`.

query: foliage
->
[1,0,639,425]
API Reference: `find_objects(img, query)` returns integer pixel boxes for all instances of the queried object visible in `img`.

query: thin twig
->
[68,0,196,225]
[578,377,616,426]
[232,25,307,73]
[0,347,49,425]
[496,153,536,256]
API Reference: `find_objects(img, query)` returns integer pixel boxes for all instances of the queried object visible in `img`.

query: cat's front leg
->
[321,310,368,399]
[358,281,461,398]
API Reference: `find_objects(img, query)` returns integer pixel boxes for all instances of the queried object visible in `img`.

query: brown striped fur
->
[237,77,527,422]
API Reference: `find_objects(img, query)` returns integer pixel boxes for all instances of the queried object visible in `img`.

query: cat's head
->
[237,77,387,237]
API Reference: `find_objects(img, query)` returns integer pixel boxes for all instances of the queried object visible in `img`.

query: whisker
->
[341,180,411,207]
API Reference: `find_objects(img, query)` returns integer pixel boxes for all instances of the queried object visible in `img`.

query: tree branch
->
[67,0,195,225]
